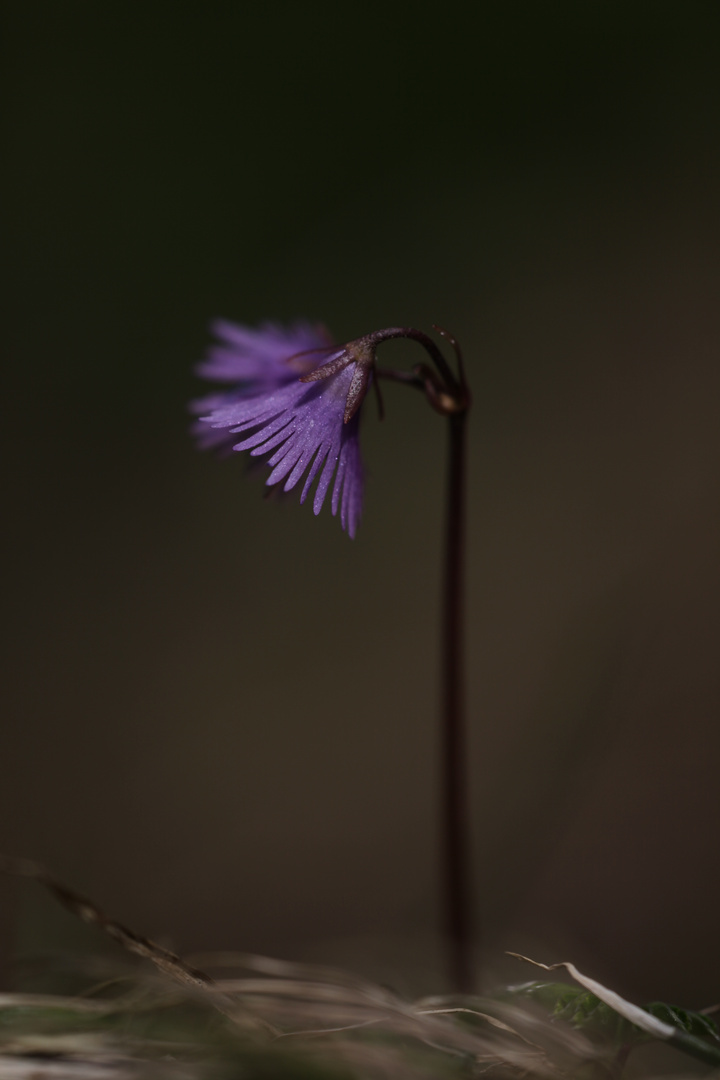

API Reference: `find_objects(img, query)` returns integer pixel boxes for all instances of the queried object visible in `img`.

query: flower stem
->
[442,409,472,993]
[376,328,472,991]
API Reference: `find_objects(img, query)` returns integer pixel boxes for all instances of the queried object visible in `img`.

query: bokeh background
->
[3,1,720,1007]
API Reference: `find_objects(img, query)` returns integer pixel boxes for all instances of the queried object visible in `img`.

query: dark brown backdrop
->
[3,0,720,1005]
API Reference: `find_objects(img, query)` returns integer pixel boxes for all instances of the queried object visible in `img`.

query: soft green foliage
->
[511,980,719,1050]
[643,1001,720,1042]
[512,981,638,1043]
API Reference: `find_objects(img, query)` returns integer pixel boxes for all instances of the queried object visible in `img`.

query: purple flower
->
[192,320,370,538]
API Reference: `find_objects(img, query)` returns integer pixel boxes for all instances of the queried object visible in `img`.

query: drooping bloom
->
[192,320,371,538]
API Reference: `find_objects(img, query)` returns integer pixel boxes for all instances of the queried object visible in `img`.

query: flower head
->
[192,320,371,538]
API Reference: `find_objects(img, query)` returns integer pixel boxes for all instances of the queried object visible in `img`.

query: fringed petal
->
[192,321,366,536]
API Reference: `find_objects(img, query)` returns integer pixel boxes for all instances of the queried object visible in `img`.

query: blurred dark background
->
[3,1,720,1005]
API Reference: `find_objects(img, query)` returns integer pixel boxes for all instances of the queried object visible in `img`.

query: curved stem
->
[442,409,472,992]
[369,327,459,391]
[432,324,467,392]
